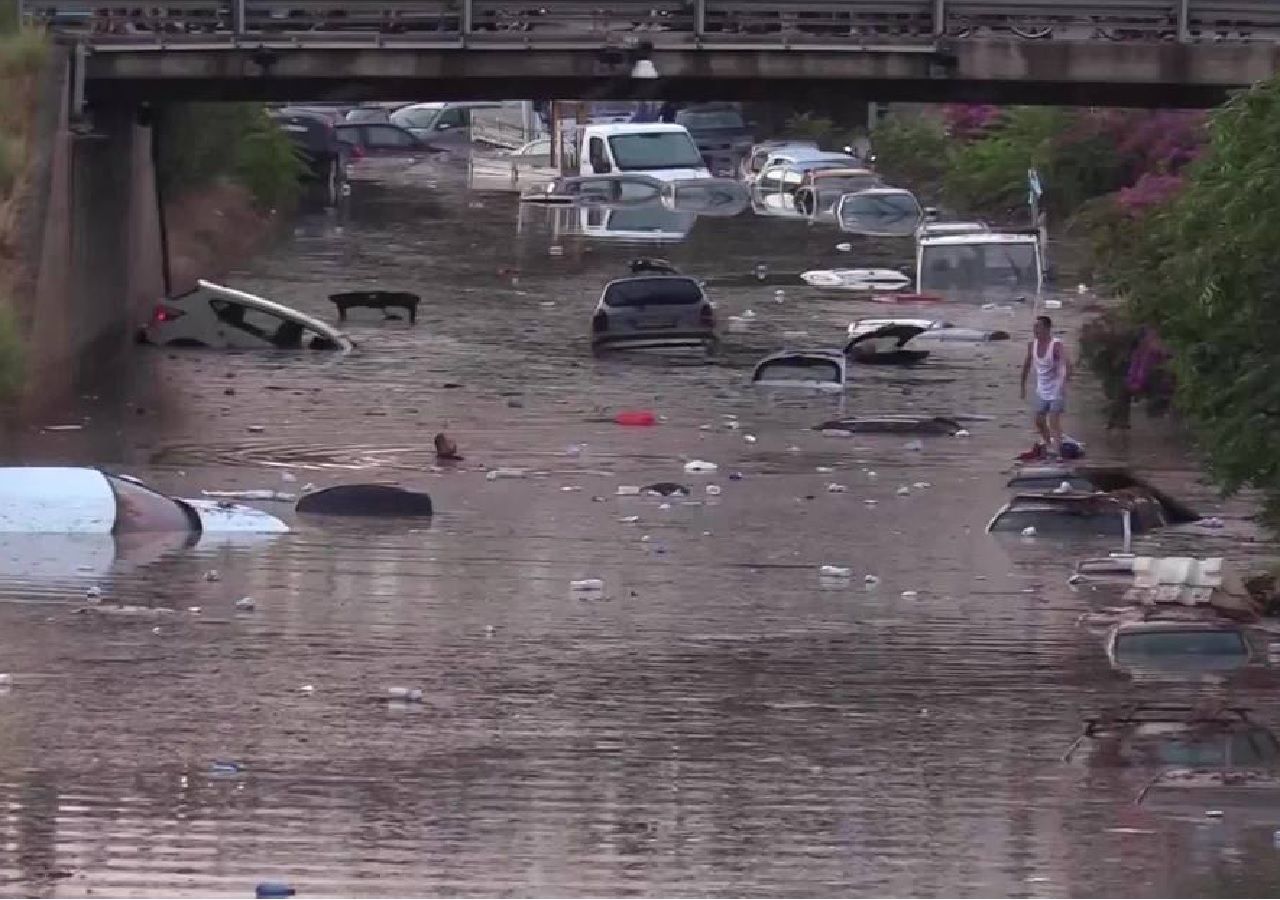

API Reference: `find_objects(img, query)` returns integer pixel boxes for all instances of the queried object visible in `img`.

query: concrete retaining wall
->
[18,48,165,412]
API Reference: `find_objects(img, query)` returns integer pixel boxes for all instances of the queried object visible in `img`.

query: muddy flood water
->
[1,163,1279,897]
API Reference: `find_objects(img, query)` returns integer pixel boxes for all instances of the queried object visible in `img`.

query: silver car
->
[590,275,717,352]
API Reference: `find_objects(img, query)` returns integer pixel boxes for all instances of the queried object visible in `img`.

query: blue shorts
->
[1034,396,1065,414]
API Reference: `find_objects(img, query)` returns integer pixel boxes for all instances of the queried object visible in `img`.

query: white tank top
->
[1032,337,1064,399]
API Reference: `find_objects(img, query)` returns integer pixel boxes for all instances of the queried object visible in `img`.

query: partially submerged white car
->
[751,350,847,392]
[0,468,288,534]
[140,281,355,351]
[846,318,1011,343]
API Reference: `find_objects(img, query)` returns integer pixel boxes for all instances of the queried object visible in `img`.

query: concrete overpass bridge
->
[21,0,1280,106]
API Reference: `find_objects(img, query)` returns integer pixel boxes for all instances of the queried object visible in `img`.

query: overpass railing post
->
[231,0,246,36]
[932,0,945,36]
[693,0,706,37]
[460,0,472,36]
[1176,0,1190,43]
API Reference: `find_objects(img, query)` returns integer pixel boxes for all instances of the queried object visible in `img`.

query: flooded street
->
[2,164,1279,897]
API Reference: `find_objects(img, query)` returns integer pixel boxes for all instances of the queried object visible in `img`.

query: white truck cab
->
[579,123,711,182]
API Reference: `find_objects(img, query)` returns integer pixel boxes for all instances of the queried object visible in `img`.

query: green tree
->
[1113,76,1280,520]
[157,103,304,209]
[868,114,951,199]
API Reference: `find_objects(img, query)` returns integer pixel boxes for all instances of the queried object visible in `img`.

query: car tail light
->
[151,303,184,324]
[349,144,366,160]
[592,310,608,333]
[699,303,715,327]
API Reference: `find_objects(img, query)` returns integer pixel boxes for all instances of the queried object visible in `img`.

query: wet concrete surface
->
[1,162,1279,896]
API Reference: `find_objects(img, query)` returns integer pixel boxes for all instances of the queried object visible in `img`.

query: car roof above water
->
[181,280,350,342]
[0,467,116,532]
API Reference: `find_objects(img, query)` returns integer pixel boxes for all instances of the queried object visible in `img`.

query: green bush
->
[1106,75,1280,520]
[942,107,1066,215]
[868,115,951,198]
[158,103,304,210]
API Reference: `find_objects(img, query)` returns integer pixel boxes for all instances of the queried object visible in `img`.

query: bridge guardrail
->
[17,0,1280,45]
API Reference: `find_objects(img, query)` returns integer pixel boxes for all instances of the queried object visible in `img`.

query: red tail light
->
[592,310,608,333]
[699,303,715,327]
[151,303,184,324]
[348,144,366,160]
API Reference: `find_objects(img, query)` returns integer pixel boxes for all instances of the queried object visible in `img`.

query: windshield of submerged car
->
[107,475,198,533]
[990,505,1127,535]
[755,358,842,384]
[842,192,920,219]
[1153,730,1280,767]
[920,242,1040,292]
[608,132,705,171]
[1115,629,1249,662]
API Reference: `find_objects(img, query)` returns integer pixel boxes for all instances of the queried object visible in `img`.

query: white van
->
[916,232,1044,297]
[578,123,711,182]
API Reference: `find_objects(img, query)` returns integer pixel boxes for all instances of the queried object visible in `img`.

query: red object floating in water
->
[615,410,656,427]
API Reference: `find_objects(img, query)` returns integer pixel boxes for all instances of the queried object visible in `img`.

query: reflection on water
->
[0,160,1277,897]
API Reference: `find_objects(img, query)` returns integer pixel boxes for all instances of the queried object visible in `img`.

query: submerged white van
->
[916,232,1044,298]
[578,123,712,182]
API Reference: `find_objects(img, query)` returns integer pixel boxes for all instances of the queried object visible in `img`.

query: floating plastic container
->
[570,579,605,593]
[256,882,296,898]
[683,460,718,474]
[820,565,851,578]
[615,410,656,427]
[387,687,423,702]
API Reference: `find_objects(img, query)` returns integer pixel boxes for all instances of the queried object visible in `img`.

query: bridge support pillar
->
[932,0,945,36]
[460,0,472,35]
[692,0,705,37]
[231,0,245,36]
[1176,0,1189,42]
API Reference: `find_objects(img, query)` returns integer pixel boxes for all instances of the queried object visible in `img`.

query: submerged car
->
[0,467,288,534]
[1064,704,1280,770]
[1106,617,1259,679]
[521,174,665,206]
[836,188,924,237]
[846,318,1011,343]
[334,122,439,178]
[793,168,883,219]
[661,178,750,217]
[756,154,863,196]
[591,275,717,352]
[738,140,819,183]
[986,490,1169,537]
[141,281,355,351]
[844,322,932,365]
[751,350,847,392]
[1006,465,1200,524]
[816,415,964,436]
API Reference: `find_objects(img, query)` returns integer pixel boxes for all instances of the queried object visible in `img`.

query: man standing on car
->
[1020,314,1071,460]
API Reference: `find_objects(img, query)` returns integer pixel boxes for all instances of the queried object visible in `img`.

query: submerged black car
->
[269,108,350,206]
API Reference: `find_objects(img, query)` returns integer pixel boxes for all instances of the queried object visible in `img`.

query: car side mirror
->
[436,122,453,131]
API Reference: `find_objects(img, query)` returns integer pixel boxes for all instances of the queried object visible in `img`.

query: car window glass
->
[107,475,194,533]
[210,299,287,342]
[604,278,703,307]
[755,358,842,384]
[436,107,467,129]
[588,137,609,172]
[1115,630,1248,658]
[392,107,440,129]
[304,328,341,350]
[364,126,417,148]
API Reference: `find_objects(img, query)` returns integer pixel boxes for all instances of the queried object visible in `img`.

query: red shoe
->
[1016,443,1046,462]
